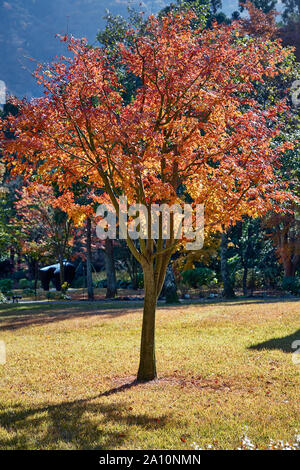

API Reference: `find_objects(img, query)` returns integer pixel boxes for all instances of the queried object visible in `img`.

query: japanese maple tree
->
[264,207,300,278]
[1,10,294,381]
[15,184,74,287]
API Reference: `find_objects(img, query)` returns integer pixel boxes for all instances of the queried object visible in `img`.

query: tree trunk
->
[132,269,138,290]
[58,255,64,291]
[242,265,248,296]
[283,258,297,278]
[17,252,21,271]
[220,230,235,298]
[27,258,35,281]
[104,238,117,298]
[86,217,94,301]
[128,255,139,290]
[10,248,15,273]
[137,263,157,382]
[34,259,38,297]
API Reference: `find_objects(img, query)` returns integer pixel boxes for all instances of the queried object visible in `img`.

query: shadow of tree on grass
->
[0,380,172,450]
[249,329,300,353]
[0,297,299,332]
[0,304,144,332]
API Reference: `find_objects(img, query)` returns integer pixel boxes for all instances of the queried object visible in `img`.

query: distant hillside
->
[0,0,237,99]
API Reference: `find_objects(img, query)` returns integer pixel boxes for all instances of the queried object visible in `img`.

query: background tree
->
[264,209,300,278]
[115,240,142,290]
[15,184,74,288]
[229,218,268,295]
[239,0,277,14]
[240,0,277,37]
[61,184,96,300]
[281,0,300,23]
[220,227,236,298]
[103,238,117,298]
[0,102,22,272]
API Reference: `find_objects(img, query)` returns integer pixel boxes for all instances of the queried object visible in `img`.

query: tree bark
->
[58,254,64,291]
[127,253,139,290]
[137,262,157,382]
[86,217,94,301]
[17,252,21,272]
[27,258,35,281]
[242,266,248,296]
[220,229,235,298]
[34,259,38,297]
[10,247,15,273]
[104,238,117,298]
[283,257,299,278]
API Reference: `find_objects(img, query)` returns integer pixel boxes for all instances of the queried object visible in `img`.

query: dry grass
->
[0,298,299,449]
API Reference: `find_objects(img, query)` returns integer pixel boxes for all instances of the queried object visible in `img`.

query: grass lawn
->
[0,298,299,450]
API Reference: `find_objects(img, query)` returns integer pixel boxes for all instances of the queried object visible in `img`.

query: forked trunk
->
[137,263,157,382]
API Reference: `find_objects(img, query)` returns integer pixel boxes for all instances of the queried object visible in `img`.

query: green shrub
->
[117,280,131,288]
[282,277,300,296]
[0,278,13,294]
[23,288,35,297]
[12,270,27,281]
[182,268,217,288]
[46,291,68,300]
[19,278,30,289]
[136,273,144,289]
[71,276,85,288]
[97,279,107,288]
[234,268,265,290]
[46,291,54,300]
[0,292,8,303]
